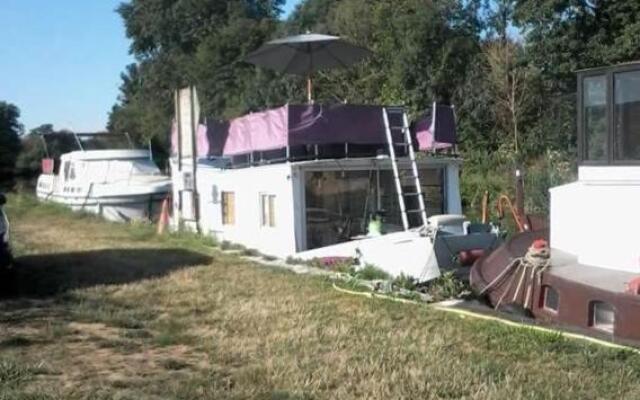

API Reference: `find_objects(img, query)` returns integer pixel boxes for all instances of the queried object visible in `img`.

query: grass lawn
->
[2,194,640,399]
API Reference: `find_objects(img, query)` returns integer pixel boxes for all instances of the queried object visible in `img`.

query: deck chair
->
[414,102,457,152]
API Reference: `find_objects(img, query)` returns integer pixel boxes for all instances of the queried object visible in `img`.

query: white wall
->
[551,166,640,273]
[196,163,297,257]
[172,156,462,258]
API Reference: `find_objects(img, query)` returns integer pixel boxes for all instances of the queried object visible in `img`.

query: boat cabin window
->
[221,192,235,225]
[583,75,607,161]
[541,285,559,312]
[589,301,615,333]
[63,161,76,181]
[91,159,162,183]
[260,194,276,228]
[614,70,640,160]
[579,63,640,164]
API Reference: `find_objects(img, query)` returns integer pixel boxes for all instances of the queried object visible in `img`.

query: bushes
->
[460,148,576,222]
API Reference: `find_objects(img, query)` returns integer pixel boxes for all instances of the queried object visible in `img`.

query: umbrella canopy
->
[245,33,372,102]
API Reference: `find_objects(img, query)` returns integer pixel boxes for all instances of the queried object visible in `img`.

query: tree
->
[109,0,286,147]
[0,102,23,179]
[484,40,536,156]
[286,0,483,112]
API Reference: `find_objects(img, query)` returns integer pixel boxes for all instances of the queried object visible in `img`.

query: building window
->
[614,70,640,160]
[63,162,71,180]
[589,301,615,333]
[260,194,276,227]
[221,192,235,225]
[583,75,608,161]
[541,286,559,312]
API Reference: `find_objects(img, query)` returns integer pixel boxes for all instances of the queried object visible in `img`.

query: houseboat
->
[171,88,499,281]
[36,133,171,222]
[472,61,640,344]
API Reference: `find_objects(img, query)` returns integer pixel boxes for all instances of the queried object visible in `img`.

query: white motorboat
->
[36,137,171,222]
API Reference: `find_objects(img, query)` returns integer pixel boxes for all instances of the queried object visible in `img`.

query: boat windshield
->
[105,159,162,181]
[67,159,163,184]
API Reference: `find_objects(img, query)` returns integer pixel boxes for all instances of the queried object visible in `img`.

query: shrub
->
[354,264,390,281]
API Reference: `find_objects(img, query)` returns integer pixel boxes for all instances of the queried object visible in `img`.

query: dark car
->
[0,193,12,270]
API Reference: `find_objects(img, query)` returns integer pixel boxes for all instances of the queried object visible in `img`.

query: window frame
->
[540,285,559,314]
[589,300,615,333]
[260,193,276,228]
[221,191,235,226]
[578,63,640,165]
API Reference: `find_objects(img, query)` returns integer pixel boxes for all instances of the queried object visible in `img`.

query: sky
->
[0,0,302,133]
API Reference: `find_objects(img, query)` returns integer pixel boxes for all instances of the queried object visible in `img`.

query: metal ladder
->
[382,107,429,230]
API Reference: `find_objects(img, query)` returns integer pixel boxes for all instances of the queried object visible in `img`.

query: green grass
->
[1,193,640,399]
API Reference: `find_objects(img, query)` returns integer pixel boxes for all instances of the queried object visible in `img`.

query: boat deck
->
[549,250,637,294]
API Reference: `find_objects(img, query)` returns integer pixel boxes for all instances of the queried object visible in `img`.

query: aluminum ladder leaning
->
[382,107,429,231]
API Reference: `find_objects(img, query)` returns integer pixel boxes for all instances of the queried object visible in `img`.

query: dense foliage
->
[14,124,80,177]
[0,102,22,180]
[104,0,640,215]
[3,1,640,214]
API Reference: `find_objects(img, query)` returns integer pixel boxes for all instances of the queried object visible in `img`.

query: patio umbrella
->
[245,33,372,103]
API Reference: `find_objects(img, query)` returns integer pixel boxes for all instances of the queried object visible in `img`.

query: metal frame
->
[578,61,640,166]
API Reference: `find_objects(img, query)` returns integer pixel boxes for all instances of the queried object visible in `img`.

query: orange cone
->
[157,196,170,235]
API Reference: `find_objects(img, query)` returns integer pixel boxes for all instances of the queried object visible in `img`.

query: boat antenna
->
[72,131,85,151]
[39,134,50,158]
[124,131,134,149]
[148,139,153,161]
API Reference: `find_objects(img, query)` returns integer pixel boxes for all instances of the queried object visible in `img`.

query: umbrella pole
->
[307,75,313,104]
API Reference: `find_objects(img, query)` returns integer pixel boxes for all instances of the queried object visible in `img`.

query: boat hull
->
[36,190,168,223]
[471,230,640,345]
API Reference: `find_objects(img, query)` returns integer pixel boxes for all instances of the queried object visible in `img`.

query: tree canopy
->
[102,0,640,213]
[0,102,22,179]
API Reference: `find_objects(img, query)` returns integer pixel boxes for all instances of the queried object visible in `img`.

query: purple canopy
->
[171,103,456,157]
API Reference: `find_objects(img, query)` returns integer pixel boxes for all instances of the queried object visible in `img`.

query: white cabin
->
[172,156,462,258]
[551,62,640,273]
[167,89,501,281]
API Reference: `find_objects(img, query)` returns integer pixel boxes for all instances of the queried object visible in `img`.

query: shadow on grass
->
[1,248,212,297]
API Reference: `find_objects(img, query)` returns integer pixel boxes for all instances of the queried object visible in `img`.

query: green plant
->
[393,273,417,291]
[426,271,469,302]
[354,264,390,281]
[242,248,261,257]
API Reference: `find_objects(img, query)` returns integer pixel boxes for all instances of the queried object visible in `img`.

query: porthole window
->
[541,285,559,312]
[589,301,615,333]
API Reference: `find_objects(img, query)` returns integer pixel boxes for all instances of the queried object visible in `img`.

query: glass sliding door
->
[303,167,445,250]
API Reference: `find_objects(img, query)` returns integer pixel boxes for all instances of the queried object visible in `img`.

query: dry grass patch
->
[1,194,640,399]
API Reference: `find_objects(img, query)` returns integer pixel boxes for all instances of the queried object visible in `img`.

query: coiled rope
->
[479,239,550,310]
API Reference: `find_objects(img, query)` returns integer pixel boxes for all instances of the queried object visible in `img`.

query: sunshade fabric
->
[206,104,396,156]
[170,104,457,157]
[244,33,372,75]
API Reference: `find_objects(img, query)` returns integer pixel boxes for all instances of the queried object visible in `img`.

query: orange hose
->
[496,194,525,232]
[481,191,489,224]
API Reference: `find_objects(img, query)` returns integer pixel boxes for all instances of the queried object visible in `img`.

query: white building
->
[550,62,640,274]
[173,156,462,258]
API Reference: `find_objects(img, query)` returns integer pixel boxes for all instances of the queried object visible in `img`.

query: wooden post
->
[189,86,201,233]
[515,168,528,231]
